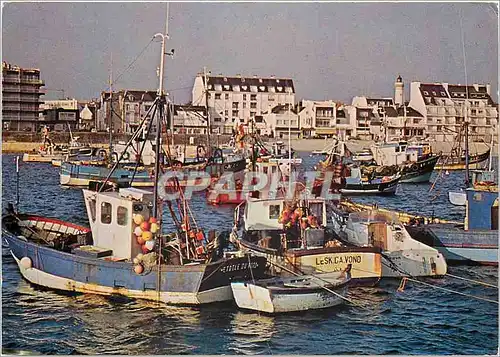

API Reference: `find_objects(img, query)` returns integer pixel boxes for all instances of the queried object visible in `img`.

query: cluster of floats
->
[6,32,497,316]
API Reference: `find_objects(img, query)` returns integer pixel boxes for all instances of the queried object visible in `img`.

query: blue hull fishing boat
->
[3,19,267,305]
[406,187,498,265]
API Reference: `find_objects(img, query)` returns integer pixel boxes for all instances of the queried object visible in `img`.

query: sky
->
[2,2,498,104]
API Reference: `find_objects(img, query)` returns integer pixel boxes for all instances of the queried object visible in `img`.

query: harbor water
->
[2,153,498,355]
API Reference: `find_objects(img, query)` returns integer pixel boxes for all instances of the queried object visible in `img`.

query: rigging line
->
[102,38,155,92]
[445,273,497,289]
[405,277,498,305]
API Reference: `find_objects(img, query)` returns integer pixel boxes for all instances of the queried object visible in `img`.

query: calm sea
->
[1,153,498,355]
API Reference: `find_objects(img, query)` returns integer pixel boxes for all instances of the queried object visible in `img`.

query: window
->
[117,206,128,226]
[232,102,239,109]
[144,105,151,112]
[232,110,239,117]
[250,102,257,109]
[269,204,280,219]
[432,91,437,95]
[215,93,221,100]
[440,92,446,96]
[268,95,275,101]
[250,94,257,101]
[101,202,112,224]
[225,93,229,100]
[243,94,247,101]
[243,102,247,109]
[224,110,228,117]
[89,198,96,222]
[250,111,256,117]
[423,91,429,95]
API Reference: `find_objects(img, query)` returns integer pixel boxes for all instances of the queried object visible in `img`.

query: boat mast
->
[203,66,211,157]
[288,100,292,193]
[152,5,170,219]
[460,8,470,187]
[108,52,113,155]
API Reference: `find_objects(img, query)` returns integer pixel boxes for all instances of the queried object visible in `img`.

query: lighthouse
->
[395,75,404,106]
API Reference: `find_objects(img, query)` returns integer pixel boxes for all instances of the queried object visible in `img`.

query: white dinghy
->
[231,266,351,314]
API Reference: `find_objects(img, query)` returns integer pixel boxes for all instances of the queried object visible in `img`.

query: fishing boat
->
[331,207,447,277]
[314,140,400,196]
[407,187,498,265]
[23,126,94,163]
[3,15,268,305]
[231,266,351,313]
[230,191,382,284]
[448,133,496,206]
[365,141,441,183]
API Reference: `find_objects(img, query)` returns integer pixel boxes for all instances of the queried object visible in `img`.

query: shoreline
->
[2,139,496,155]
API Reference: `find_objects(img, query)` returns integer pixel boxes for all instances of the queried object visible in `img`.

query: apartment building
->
[409,81,498,142]
[370,105,425,141]
[191,73,295,134]
[2,61,45,131]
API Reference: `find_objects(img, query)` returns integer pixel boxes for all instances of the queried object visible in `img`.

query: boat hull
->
[3,232,267,305]
[406,224,498,265]
[436,149,490,170]
[231,281,347,313]
[233,235,381,284]
[23,153,65,163]
[340,178,399,196]
[399,155,440,183]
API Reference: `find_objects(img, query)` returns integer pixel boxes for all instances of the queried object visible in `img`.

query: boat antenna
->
[460,7,470,187]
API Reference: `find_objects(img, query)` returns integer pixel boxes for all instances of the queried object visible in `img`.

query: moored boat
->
[229,192,382,284]
[231,267,351,313]
[331,207,447,277]
[407,187,498,265]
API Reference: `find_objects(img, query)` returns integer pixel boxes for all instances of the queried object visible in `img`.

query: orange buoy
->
[140,221,150,231]
[134,264,144,274]
[136,235,145,245]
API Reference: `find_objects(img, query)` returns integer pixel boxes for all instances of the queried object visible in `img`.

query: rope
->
[107,38,154,89]
[445,273,497,288]
[405,277,498,305]
[272,258,362,307]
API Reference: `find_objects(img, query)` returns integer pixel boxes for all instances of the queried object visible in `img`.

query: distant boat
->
[437,148,490,170]
[231,268,351,314]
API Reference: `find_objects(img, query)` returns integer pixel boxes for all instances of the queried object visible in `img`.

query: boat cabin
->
[83,187,154,260]
[239,196,327,250]
[465,188,499,231]
[370,141,431,166]
[342,211,439,252]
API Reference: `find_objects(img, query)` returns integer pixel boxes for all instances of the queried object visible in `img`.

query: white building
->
[262,103,300,138]
[409,81,498,142]
[41,99,78,111]
[192,73,295,134]
[297,100,356,139]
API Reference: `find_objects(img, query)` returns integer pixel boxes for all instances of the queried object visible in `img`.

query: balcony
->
[3,85,20,92]
[2,104,20,111]
[20,79,44,85]
[2,95,21,101]
[2,76,20,84]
